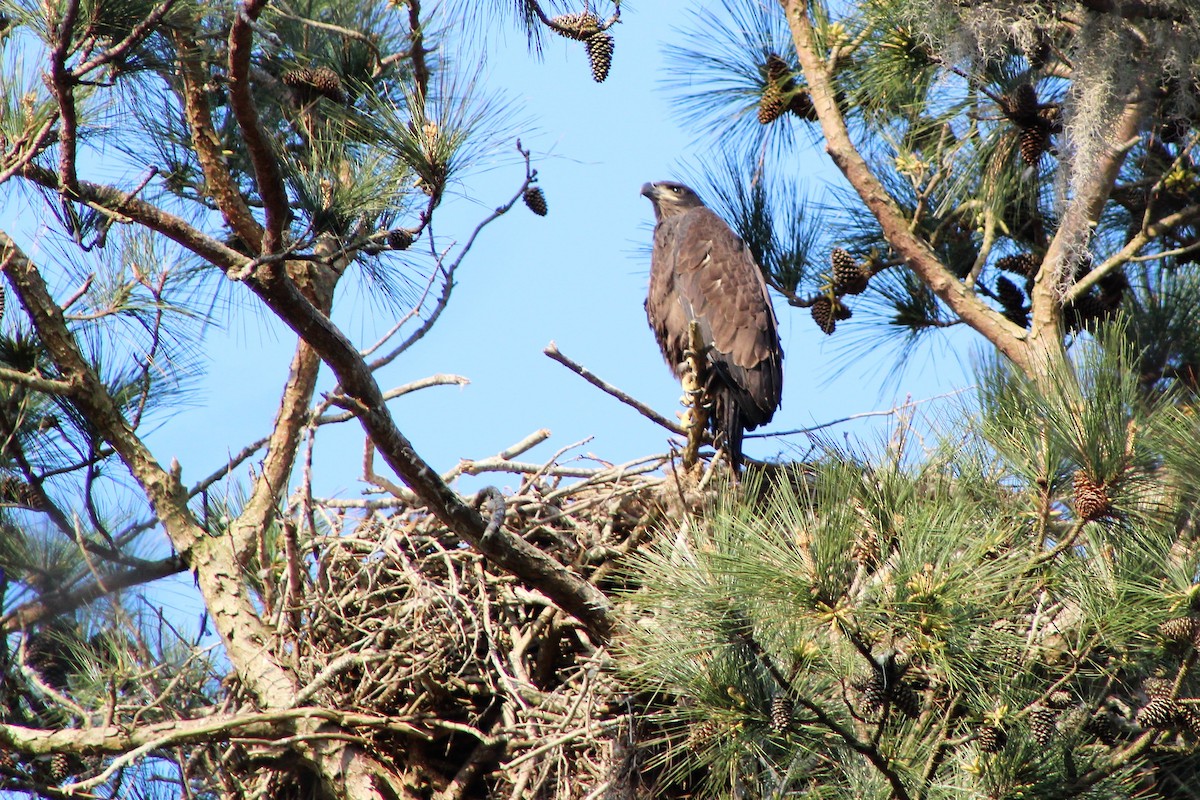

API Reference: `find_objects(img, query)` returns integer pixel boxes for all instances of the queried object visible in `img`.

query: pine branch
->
[737,623,912,800]
[0,556,185,632]
[228,0,289,254]
[72,0,178,77]
[17,164,246,271]
[170,26,263,254]
[780,0,1031,373]
[48,0,82,194]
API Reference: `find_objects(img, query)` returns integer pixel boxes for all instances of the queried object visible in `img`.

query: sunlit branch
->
[228,0,289,254]
[544,341,686,436]
[781,0,1031,371]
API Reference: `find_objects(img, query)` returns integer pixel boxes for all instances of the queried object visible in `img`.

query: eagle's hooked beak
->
[640,182,657,199]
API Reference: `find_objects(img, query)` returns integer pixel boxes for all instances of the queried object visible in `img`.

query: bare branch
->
[228,0,289,254]
[544,341,685,436]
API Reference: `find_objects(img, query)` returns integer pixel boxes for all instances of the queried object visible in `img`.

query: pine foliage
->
[617,333,1200,798]
[664,0,1200,395]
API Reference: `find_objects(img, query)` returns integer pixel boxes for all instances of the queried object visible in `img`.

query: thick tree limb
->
[781,0,1032,375]
[228,0,289,254]
[1031,98,1147,350]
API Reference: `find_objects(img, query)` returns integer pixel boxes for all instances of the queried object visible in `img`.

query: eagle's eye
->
[669,186,681,193]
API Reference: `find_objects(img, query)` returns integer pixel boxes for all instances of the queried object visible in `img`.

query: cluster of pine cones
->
[811,248,871,335]
[991,253,1126,331]
[548,12,614,83]
[757,53,818,125]
[281,65,346,105]
[999,82,1061,167]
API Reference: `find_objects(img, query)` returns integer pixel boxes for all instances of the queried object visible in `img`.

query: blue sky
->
[1,1,980,509]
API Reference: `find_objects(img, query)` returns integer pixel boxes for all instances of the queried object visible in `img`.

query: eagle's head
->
[641,181,705,221]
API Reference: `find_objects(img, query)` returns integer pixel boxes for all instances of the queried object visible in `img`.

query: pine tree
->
[617,333,1200,798]
[664,0,1200,398]
[0,0,627,797]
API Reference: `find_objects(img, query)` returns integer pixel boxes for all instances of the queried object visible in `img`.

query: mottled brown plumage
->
[641,181,783,468]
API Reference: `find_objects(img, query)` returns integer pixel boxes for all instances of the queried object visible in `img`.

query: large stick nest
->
[234,454,721,800]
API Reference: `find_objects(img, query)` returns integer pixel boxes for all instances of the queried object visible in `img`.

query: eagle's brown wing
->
[647,205,782,454]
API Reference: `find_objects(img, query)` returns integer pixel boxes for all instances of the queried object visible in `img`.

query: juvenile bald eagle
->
[641,181,783,469]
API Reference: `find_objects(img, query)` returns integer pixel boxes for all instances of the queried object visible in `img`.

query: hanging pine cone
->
[1029,707,1058,746]
[308,66,345,103]
[831,248,869,295]
[48,752,70,783]
[548,11,601,40]
[1019,124,1050,166]
[1072,471,1112,521]
[26,631,71,689]
[788,89,819,121]
[770,695,792,733]
[995,275,1027,327]
[1046,690,1074,709]
[584,32,614,82]
[1066,292,1108,330]
[1097,269,1128,311]
[1085,710,1119,745]
[1144,677,1175,700]
[387,228,414,250]
[1011,82,1039,123]
[523,186,548,216]
[859,673,887,715]
[1159,616,1198,643]
[891,681,923,720]
[765,53,790,84]
[282,66,314,89]
[978,724,1007,753]
[282,66,319,104]
[811,296,836,335]
[1137,697,1180,729]
[757,82,786,125]
[995,252,1039,278]
[1181,706,1200,737]
[758,53,791,125]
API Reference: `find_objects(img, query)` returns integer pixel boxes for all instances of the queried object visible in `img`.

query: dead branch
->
[544,341,685,435]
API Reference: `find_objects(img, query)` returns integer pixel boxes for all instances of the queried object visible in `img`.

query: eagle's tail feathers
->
[713,388,745,472]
